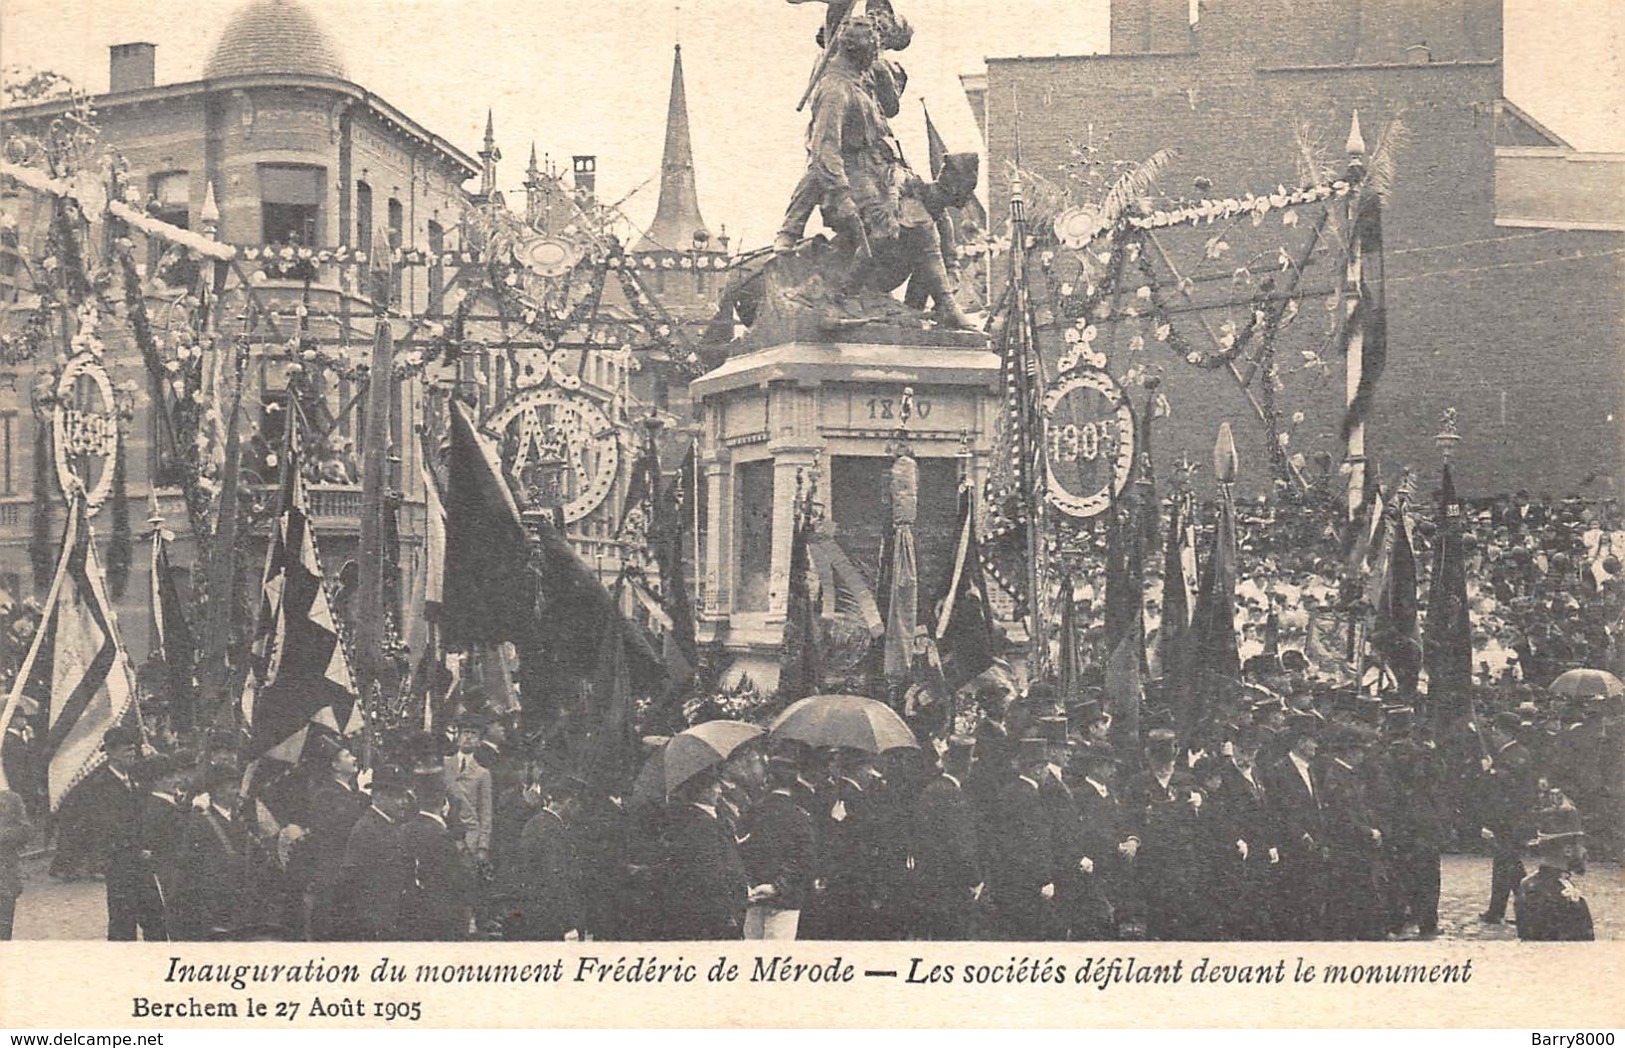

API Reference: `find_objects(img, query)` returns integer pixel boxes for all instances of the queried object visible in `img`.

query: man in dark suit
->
[136,755,193,941]
[741,755,816,940]
[909,737,982,940]
[1264,715,1328,939]
[659,769,748,940]
[0,784,31,940]
[1320,724,1388,940]
[1124,727,1200,941]
[341,767,413,941]
[1385,709,1449,937]
[1480,711,1538,924]
[967,687,1013,830]
[304,741,366,940]
[172,759,252,941]
[1036,717,1083,942]
[398,773,475,940]
[1216,727,1276,940]
[79,726,166,940]
[809,750,884,940]
[510,775,585,941]
[988,737,1055,941]
[1071,740,1133,941]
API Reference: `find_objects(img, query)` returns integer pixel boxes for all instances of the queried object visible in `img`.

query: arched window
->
[387,198,404,306]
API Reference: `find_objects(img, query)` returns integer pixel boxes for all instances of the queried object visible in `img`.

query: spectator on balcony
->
[317,437,355,485]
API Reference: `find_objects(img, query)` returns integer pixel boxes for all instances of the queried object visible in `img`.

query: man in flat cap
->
[79,725,166,940]
[172,758,251,941]
[444,714,494,869]
[1216,725,1275,940]
[909,737,982,940]
[1384,707,1448,937]
[1036,716,1084,941]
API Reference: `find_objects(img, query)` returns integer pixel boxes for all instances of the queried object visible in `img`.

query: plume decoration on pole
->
[1213,421,1239,487]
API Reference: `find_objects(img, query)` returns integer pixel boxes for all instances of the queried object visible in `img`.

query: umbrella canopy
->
[1548,668,1625,700]
[768,694,919,754]
[631,720,764,805]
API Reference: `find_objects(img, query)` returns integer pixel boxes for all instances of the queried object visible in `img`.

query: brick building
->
[969,0,1624,499]
[0,0,478,664]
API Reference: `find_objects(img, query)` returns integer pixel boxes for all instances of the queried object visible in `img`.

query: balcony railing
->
[307,484,365,524]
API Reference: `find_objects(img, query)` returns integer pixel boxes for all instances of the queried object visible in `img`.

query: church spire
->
[479,108,502,200]
[636,43,711,253]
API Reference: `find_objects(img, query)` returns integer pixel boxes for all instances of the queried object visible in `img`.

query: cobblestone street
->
[12,851,1621,941]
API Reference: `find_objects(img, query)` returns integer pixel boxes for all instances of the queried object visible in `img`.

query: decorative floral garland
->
[1125,181,1351,233]
[232,244,738,272]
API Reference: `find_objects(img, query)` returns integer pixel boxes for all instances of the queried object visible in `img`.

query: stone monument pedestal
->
[690,337,1000,691]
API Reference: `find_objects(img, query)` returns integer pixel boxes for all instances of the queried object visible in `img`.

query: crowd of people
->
[0,487,1617,943]
[7,665,1611,944]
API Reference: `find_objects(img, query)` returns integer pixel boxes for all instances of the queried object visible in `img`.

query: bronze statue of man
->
[775,17,903,256]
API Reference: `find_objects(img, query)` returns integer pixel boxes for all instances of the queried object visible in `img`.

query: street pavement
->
[11,852,1621,941]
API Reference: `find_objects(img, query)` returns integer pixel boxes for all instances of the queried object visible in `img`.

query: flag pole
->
[1343,111,1368,522]
[1007,105,1049,683]
[199,338,248,729]
[356,319,394,698]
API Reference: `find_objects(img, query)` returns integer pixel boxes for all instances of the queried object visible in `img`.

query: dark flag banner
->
[1157,491,1197,677]
[781,494,823,704]
[442,400,535,649]
[529,514,665,692]
[3,495,138,809]
[1103,487,1147,745]
[1425,463,1474,710]
[149,517,197,730]
[929,483,998,691]
[1057,570,1086,708]
[1373,505,1421,696]
[419,429,447,623]
[1175,481,1239,736]
[587,591,639,789]
[883,452,920,683]
[658,443,698,675]
[241,433,360,768]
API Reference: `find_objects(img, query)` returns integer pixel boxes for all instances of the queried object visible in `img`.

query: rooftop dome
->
[203,0,347,81]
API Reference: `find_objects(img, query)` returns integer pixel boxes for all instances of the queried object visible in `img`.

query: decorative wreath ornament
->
[1052,206,1105,251]
[516,235,578,279]
[486,385,621,524]
[53,352,121,514]
[1041,366,1135,519]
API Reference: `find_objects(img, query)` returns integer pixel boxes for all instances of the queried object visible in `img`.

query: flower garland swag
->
[1127,199,1337,488]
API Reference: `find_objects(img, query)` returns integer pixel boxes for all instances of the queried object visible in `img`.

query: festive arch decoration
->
[1042,366,1136,520]
[52,351,120,514]
[485,384,621,524]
